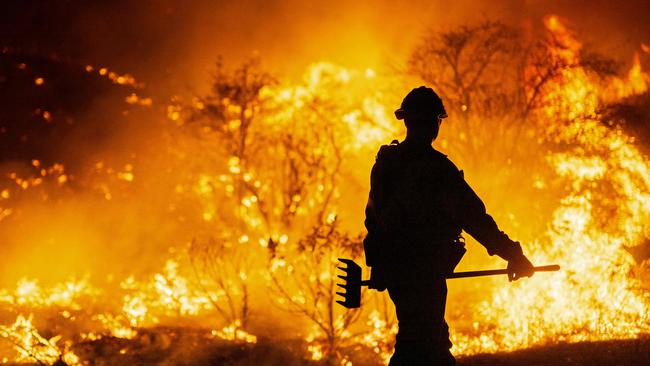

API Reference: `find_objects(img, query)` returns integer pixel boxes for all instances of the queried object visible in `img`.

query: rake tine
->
[335,258,363,309]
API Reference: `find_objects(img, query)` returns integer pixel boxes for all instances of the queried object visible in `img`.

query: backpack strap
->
[376,139,400,162]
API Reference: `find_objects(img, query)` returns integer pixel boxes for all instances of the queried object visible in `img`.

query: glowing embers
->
[84,64,141,88]
[211,320,257,343]
[125,93,153,106]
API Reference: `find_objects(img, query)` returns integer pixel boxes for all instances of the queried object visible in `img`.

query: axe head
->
[335,258,362,309]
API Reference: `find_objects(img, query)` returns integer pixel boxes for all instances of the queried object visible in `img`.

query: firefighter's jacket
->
[363,140,521,283]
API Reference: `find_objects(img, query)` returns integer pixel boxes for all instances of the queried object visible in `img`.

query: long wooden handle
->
[355,264,560,287]
[447,264,560,279]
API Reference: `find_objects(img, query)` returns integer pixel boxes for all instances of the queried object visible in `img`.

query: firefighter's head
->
[395,86,447,142]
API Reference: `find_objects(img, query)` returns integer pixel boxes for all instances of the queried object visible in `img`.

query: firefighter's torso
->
[375,141,462,261]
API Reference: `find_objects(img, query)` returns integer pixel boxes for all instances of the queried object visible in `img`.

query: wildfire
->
[0,12,649,366]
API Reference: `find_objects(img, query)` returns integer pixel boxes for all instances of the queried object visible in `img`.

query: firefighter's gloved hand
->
[368,267,387,292]
[507,252,535,282]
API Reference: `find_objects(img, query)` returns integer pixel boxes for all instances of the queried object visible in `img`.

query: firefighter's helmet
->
[394,86,447,121]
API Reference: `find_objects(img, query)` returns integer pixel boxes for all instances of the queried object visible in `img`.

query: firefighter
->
[363,86,535,365]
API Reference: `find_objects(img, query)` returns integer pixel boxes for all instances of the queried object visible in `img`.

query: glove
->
[495,240,534,282]
[368,267,387,292]
[507,252,535,282]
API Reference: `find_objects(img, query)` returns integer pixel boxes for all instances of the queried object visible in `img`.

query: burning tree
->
[181,59,391,349]
[408,21,616,149]
[180,59,401,362]
[409,22,526,124]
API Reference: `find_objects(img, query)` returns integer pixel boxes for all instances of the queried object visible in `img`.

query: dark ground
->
[457,336,650,366]
[7,331,650,365]
[68,331,650,366]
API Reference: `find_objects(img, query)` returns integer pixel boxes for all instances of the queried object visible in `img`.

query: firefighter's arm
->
[363,158,388,291]
[363,194,382,267]
[449,168,534,281]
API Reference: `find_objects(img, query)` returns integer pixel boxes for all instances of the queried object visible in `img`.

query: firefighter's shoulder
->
[429,148,464,178]
[375,139,400,161]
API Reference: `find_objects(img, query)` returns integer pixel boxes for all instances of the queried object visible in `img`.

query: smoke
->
[2,0,648,92]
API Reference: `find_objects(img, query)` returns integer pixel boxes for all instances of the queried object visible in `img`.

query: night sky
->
[2,0,649,91]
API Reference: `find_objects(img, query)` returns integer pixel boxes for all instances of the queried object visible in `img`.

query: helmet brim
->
[394,108,448,120]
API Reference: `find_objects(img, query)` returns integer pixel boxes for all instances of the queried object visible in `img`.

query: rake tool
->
[335,258,560,308]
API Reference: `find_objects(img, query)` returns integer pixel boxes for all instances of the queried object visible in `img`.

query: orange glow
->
[0,11,649,365]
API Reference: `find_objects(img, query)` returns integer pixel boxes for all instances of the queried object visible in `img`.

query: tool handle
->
[447,264,560,279]
[356,265,560,287]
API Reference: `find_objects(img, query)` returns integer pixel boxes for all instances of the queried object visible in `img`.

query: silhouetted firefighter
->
[364,86,535,365]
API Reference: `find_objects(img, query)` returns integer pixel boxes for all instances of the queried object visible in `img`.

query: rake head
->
[334,258,561,310]
[335,258,363,309]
